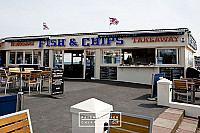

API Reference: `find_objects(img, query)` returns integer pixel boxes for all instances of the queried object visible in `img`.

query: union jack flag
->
[43,22,49,30]
[109,17,119,25]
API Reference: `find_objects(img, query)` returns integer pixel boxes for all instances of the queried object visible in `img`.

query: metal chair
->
[181,78,193,82]
[0,69,16,95]
[8,68,20,76]
[24,68,34,71]
[24,70,42,95]
[42,71,52,93]
[172,79,189,103]
[23,68,34,79]
[193,78,200,92]
[8,68,20,81]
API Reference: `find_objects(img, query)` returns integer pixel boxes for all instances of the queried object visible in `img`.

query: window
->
[16,52,23,64]
[25,51,32,64]
[64,53,72,65]
[73,57,81,64]
[9,52,15,64]
[157,49,177,64]
[9,51,41,65]
[33,51,41,64]
[188,51,193,67]
[103,50,120,64]
[86,50,96,56]
[53,50,62,68]
[123,49,155,65]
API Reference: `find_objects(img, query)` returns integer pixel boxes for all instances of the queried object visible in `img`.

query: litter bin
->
[51,68,64,97]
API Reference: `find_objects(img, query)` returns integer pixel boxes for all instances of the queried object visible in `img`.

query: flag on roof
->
[43,22,49,30]
[109,17,119,25]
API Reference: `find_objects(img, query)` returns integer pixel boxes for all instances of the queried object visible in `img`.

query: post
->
[17,92,24,111]
[157,78,172,106]
[70,98,113,133]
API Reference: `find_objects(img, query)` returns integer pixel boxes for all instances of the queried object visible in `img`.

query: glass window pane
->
[34,51,41,64]
[113,50,120,64]
[16,52,23,64]
[104,50,113,64]
[188,51,193,67]
[25,51,32,64]
[73,57,81,64]
[64,53,72,65]
[9,52,15,64]
[86,50,96,56]
[103,50,120,64]
[123,49,155,65]
[54,50,62,68]
[157,49,177,64]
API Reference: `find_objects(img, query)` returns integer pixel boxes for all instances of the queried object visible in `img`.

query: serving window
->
[122,48,155,65]
[156,49,178,64]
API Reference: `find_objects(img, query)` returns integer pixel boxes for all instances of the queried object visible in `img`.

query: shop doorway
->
[0,51,6,67]
[64,50,84,78]
[85,50,96,79]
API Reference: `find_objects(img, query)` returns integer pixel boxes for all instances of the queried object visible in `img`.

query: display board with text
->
[160,67,184,81]
[100,67,117,80]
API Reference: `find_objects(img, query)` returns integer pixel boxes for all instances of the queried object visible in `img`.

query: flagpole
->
[109,17,110,31]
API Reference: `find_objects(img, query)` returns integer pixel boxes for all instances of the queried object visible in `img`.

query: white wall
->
[117,66,159,85]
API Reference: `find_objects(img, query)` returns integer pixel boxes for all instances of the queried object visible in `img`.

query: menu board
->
[160,67,184,81]
[43,49,49,67]
[100,67,117,80]
[52,69,64,95]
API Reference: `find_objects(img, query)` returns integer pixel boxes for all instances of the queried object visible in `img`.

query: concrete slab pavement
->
[1,80,167,133]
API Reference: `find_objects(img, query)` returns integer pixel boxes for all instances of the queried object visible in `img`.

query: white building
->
[0,28,197,85]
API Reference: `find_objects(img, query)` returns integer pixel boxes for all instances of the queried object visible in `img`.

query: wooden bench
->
[0,109,33,133]
[107,112,153,133]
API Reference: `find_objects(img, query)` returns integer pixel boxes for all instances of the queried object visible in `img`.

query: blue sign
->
[157,57,163,64]
[39,37,124,48]
[39,39,66,48]
[152,73,164,97]
[0,95,17,116]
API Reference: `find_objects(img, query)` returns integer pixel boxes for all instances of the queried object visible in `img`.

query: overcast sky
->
[0,0,200,54]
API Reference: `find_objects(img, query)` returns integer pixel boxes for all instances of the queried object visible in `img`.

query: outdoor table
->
[13,71,30,92]
[13,71,51,92]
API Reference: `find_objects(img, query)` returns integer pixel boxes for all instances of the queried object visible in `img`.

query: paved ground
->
[0,80,167,133]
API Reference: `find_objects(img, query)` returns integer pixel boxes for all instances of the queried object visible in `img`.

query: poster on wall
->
[115,57,120,64]
[157,57,163,64]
